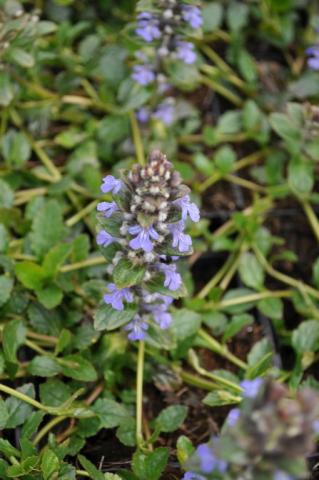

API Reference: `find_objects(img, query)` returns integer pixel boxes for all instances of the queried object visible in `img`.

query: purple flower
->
[168,221,192,253]
[182,473,205,480]
[313,419,319,434]
[101,175,122,194]
[103,283,133,311]
[182,4,203,29]
[196,444,227,474]
[153,101,175,125]
[96,230,116,247]
[124,314,148,341]
[153,309,172,329]
[274,471,295,480]
[176,41,197,64]
[136,12,161,42]
[225,408,240,427]
[157,263,182,291]
[128,225,159,252]
[174,195,200,222]
[132,64,155,85]
[307,46,319,70]
[240,378,263,398]
[137,107,151,123]
[97,201,118,218]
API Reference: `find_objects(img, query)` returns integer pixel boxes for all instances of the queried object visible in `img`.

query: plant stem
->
[200,75,243,107]
[0,383,49,412]
[197,251,237,298]
[300,199,319,243]
[225,173,266,193]
[188,350,243,393]
[253,247,319,300]
[219,253,241,291]
[177,369,221,391]
[65,200,98,227]
[60,256,105,273]
[130,112,145,166]
[33,416,67,445]
[198,329,248,370]
[136,341,145,448]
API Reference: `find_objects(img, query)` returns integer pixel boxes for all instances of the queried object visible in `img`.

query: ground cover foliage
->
[1,0,319,478]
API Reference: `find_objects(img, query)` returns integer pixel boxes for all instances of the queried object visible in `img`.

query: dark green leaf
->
[94,303,137,331]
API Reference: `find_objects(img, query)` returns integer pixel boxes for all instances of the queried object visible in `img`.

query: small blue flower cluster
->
[96,150,199,341]
[183,378,319,480]
[132,0,202,125]
[306,29,319,70]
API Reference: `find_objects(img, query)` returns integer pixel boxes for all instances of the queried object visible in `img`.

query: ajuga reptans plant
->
[94,149,199,341]
[132,0,202,125]
[183,378,319,480]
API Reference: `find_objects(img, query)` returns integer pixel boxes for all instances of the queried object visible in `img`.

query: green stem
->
[75,471,91,478]
[33,416,67,445]
[65,200,98,227]
[197,251,237,298]
[60,256,106,273]
[130,112,145,166]
[188,350,243,393]
[300,199,319,243]
[136,341,145,448]
[178,369,222,391]
[198,329,248,370]
[253,247,319,300]
[219,253,241,291]
[0,383,49,412]
[200,76,243,107]
[225,173,266,193]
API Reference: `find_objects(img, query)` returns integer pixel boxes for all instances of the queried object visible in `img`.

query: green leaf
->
[288,159,314,196]
[269,112,301,147]
[132,448,169,480]
[214,145,236,174]
[116,417,136,447]
[292,320,319,354]
[30,200,65,258]
[227,2,249,31]
[155,405,188,433]
[9,48,34,68]
[78,455,104,480]
[203,390,238,407]
[41,449,60,480]
[21,411,45,440]
[6,456,39,477]
[42,243,72,277]
[0,71,14,106]
[97,116,130,144]
[40,379,72,407]
[0,179,14,208]
[113,258,146,288]
[1,130,31,168]
[247,338,273,378]
[93,398,129,428]
[0,438,21,459]
[5,384,35,429]
[313,258,319,289]
[258,297,283,321]
[94,303,137,331]
[60,354,97,382]
[0,398,9,429]
[176,435,194,465]
[216,111,242,135]
[36,284,64,309]
[166,62,200,91]
[28,356,61,377]
[0,276,13,307]
[222,314,253,342]
[3,319,26,365]
[15,261,47,290]
[239,252,264,289]
[202,3,223,32]
[171,309,201,340]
